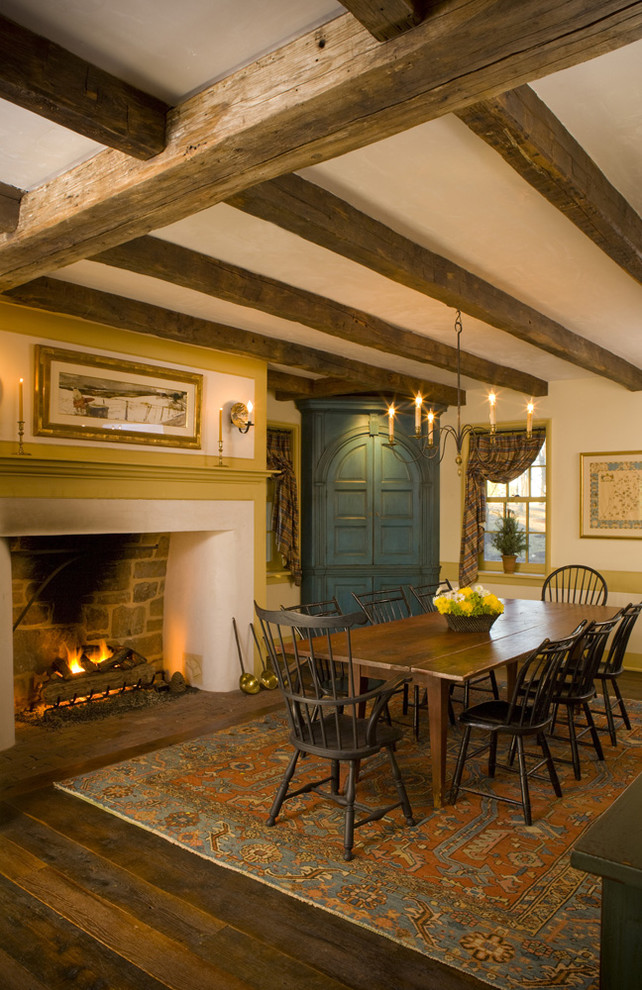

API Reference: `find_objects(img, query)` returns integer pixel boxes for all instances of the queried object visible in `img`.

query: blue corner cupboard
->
[297,398,440,614]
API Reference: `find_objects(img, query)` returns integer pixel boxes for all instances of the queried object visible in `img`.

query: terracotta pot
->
[502,554,517,574]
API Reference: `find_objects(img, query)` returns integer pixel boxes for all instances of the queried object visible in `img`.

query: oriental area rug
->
[56,701,642,990]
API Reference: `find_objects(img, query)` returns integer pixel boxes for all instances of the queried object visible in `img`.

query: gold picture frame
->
[580,450,642,538]
[34,345,202,448]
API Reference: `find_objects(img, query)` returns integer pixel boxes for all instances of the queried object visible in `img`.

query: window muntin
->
[483,439,547,570]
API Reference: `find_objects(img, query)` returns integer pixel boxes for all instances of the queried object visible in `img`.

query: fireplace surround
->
[1,496,255,751]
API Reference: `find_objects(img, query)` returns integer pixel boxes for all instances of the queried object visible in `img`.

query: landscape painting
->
[34,346,202,448]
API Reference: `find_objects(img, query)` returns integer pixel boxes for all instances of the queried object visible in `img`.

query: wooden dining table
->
[333,598,621,809]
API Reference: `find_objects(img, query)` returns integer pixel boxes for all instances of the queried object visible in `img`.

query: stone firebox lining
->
[11,533,169,711]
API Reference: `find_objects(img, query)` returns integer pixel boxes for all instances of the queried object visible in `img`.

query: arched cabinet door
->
[326,433,421,569]
[299,399,439,612]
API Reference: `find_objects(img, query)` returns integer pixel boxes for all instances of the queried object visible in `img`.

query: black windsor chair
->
[255,604,415,861]
[592,602,642,745]
[551,612,622,779]
[351,587,422,736]
[449,627,587,826]
[410,578,499,736]
[541,565,608,605]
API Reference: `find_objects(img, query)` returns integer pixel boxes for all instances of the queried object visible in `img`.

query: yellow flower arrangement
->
[433,585,504,617]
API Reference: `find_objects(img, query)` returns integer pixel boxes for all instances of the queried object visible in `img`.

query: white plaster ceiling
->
[0,0,641,395]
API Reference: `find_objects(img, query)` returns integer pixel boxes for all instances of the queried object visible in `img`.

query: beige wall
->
[439,376,642,666]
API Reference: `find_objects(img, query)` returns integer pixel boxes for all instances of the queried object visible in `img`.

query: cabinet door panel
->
[326,437,373,565]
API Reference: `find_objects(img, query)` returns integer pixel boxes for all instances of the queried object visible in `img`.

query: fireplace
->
[11,532,168,710]
[0,496,255,751]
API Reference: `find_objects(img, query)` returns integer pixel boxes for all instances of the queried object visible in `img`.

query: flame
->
[65,645,85,674]
[88,639,113,664]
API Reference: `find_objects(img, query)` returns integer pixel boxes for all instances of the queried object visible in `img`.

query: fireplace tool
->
[232,618,261,694]
[250,621,278,690]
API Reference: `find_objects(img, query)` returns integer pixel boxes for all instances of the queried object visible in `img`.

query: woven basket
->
[444,613,499,633]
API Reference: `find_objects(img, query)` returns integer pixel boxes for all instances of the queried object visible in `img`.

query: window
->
[483,438,547,572]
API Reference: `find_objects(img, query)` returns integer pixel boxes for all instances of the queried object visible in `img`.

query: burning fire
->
[87,639,113,664]
[65,645,85,675]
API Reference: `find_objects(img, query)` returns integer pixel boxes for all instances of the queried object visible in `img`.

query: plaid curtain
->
[267,428,302,586]
[459,429,545,587]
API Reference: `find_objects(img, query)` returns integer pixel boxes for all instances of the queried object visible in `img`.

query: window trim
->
[477,421,550,577]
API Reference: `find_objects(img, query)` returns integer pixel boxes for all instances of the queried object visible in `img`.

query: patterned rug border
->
[55,702,642,990]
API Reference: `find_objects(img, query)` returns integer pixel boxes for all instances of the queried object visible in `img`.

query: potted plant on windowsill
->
[491,510,528,574]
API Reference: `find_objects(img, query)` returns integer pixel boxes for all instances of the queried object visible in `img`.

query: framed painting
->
[34,345,202,448]
[580,451,642,538]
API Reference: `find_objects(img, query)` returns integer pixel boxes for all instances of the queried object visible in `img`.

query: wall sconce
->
[230,401,254,434]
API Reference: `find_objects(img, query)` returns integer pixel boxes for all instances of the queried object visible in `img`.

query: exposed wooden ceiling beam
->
[342,0,426,42]
[457,85,642,285]
[93,235,546,396]
[227,174,642,391]
[1,1,640,290]
[0,13,168,160]
[5,277,461,406]
[0,182,22,233]
[267,371,379,401]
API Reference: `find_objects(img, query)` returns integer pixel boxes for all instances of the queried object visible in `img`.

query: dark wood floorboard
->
[1,676,640,989]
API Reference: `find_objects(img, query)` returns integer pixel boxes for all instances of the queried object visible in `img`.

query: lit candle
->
[427,409,434,445]
[18,378,24,422]
[388,404,395,442]
[527,399,534,436]
[247,400,253,420]
[219,407,223,441]
[414,393,422,434]
[488,391,496,427]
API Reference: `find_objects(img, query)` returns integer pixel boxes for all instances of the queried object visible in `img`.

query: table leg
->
[425,676,450,809]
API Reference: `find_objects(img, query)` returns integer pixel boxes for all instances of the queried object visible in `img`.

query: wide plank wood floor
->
[2,675,640,989]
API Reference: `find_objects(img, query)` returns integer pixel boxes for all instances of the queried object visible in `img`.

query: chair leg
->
[267,749,300,826]
[601,680,618,746]
[402,682,409,715]
[343,761,357,861]
[330,759,340,795]
[583,702,605,762]
[386,746,415,826]
[612,678,631,730]
[515,736,532,826]
[566,706,582,781]
[449,725,472,803]
[539,730,562,797]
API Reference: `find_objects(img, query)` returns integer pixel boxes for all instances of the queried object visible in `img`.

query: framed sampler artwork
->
[580,451,642,538]
[34,345,202,448]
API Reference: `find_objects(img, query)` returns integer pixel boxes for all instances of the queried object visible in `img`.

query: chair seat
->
[292,715,404,760]
[458,700,542,732]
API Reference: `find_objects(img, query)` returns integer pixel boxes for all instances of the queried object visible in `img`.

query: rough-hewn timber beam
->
[267,370,381,401]
[93,235,546,395]
[0,14,168,160]
[228,174,642,391]
[342,0,426,41]
[457,85,642,285]
[5,277,461,407]
[0,182,22,233]
[1,0,641,290]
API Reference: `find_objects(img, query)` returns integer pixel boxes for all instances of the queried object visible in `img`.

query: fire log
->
[40,661,156,705]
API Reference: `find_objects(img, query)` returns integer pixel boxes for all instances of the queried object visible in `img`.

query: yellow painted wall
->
[0,299,271,609]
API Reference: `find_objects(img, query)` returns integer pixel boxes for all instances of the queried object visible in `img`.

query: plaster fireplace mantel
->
[0,488,262,752]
